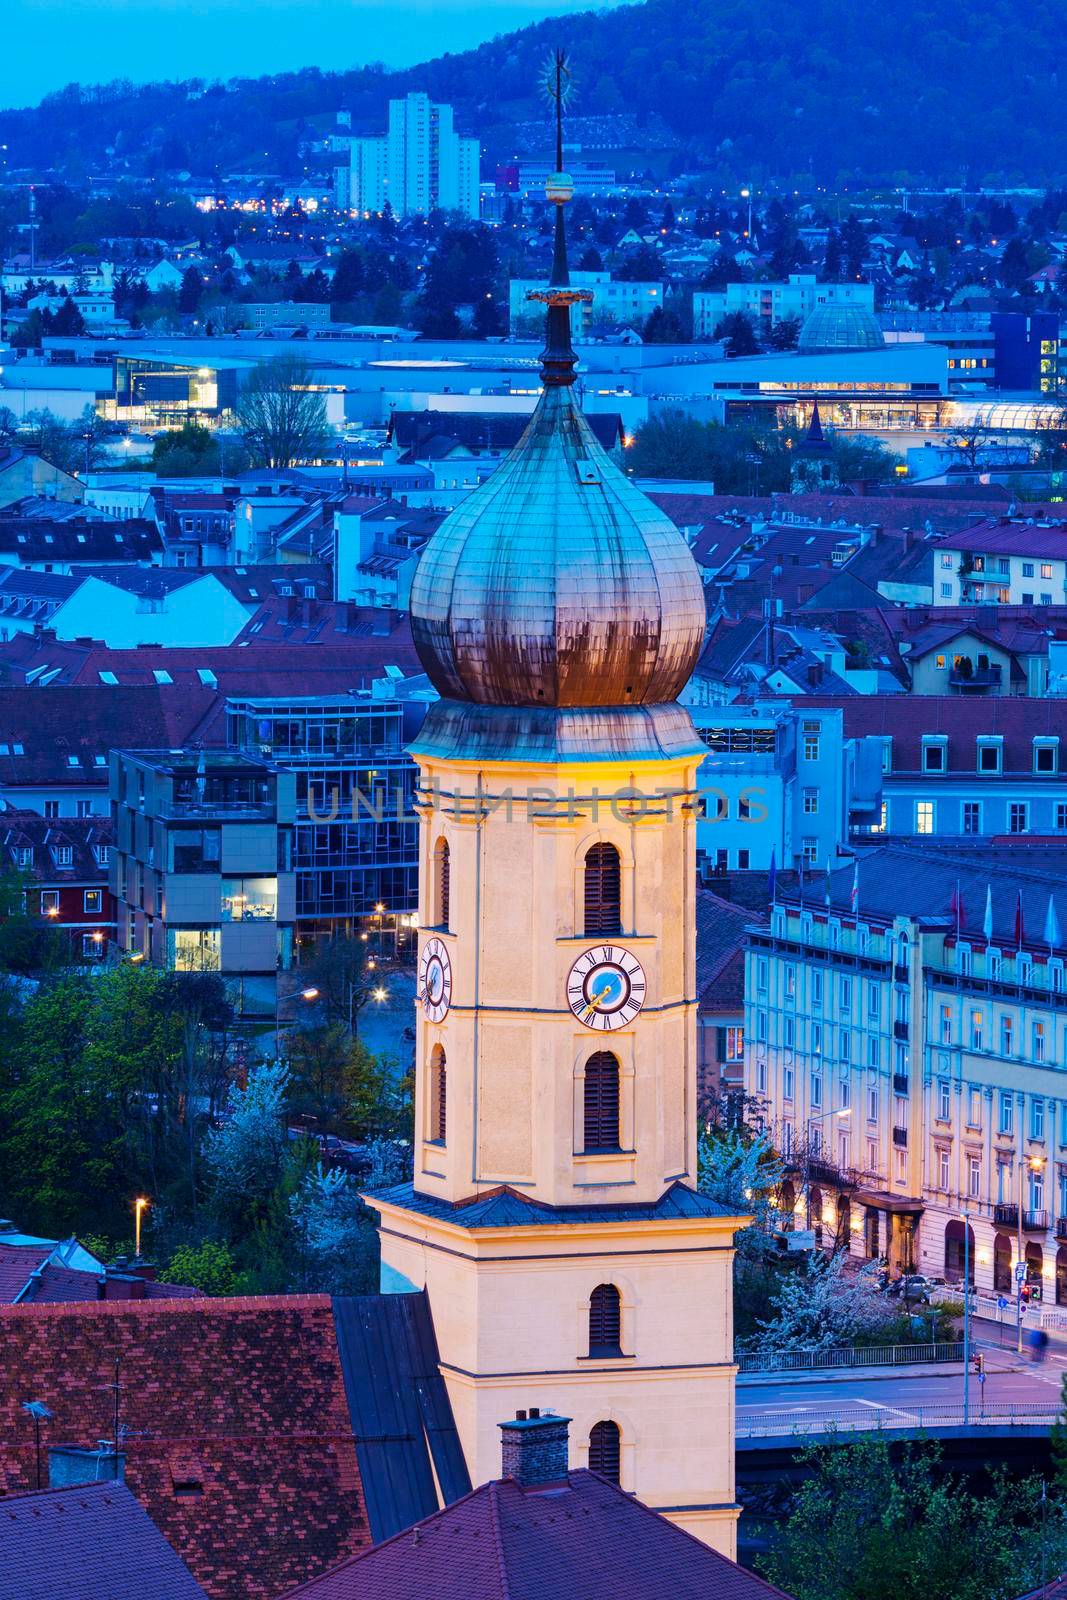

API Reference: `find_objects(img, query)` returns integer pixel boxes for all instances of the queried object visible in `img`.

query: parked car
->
[886,1274,933,1303]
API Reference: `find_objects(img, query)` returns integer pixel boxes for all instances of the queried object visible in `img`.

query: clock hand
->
[581,982,613,1020]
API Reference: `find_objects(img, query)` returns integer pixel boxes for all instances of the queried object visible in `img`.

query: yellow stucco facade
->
[376,745,745,1555]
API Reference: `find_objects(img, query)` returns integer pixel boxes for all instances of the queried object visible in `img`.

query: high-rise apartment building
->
[337,92,479,219]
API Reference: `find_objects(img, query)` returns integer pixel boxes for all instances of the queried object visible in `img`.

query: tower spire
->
[527,49,592,387]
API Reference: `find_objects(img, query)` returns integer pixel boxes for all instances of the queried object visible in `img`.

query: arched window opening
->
[588,1283,622,1357]
[430,1045,446,1144]
[993,1232,1012,1294]
[434,838,450,930]
[588,1420,621,1483]
[584,843,621,936]
[583,1052,620,1152]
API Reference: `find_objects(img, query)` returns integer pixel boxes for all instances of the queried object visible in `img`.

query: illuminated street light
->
[134,1196,149,1258]
[372,987,388,1003]
[301,986,320,1002]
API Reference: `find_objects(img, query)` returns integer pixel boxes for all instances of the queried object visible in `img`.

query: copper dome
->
[409,387,707,708]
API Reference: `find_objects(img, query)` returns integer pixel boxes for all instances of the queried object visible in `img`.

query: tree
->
[642,305,687,342]
[178,267,204,313]
[203,1060,295,1237]
[616,244,662,282]
[767,313,802,350]
[289,1162,377,1293]
[151,422,218,477]
[698,1121,785,1258]
[236,355,330,468]
[18,405,108,474]
[761,1433,1067,1600]
[1053,1366,1067,1494]
[745,1249,891,1354]
[287,1023,390,1134]
[999,234,1032,290]
[162,1240,237,1296]
[50,295,86,336]
[713,311,759,355]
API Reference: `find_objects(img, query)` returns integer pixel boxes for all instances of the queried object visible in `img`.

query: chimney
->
[109,1254,157,1282]
[48,1445,126,1489]
[498,1409,571,1489]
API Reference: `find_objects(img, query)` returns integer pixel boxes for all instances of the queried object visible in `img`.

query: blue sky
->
[5,0,618,110]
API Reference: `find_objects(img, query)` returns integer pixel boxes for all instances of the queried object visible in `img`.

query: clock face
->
[567,945,646,1032]
[419,936,453,1023]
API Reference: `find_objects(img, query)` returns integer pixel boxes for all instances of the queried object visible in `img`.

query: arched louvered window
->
[430,1045,447,1144]
[588,1420,621,1483]
[583,1052,620,1152]
[589,1283,622,1357]
[435,838,450,930]
[583,843,621,936]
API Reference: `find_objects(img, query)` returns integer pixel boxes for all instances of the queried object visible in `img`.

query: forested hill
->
[1,0,1063,184]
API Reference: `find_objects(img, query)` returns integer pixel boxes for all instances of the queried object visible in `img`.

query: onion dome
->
[797,301,885,355]
[409,63,705,711]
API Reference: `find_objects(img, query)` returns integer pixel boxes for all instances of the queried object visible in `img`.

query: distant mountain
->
[1,0,1064,185]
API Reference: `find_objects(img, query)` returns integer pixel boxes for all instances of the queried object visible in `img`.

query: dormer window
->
[977,737,1002,774]
[1034,737,1059,775]
[54,846,73,867]
[922,735,947,773]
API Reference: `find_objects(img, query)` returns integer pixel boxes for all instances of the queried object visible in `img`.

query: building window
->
[839,1075,850,1108]
[868,1085,878,1123]
[81,932,104,960]
[588,1420,621,1483]
[977,740,1002,774]
[1058,803,1067,833]
[1023,562,1035,578]
[937,1147,950,1189]
[220,877,277,921]
[783,1016,795,1048]
[168,929,221,972]
[1000,1015,1014,1057]
[1034,1022,1047,1063]
[968,1155,981,1198]
[434,838,450,929]
[54,846,73,867]
[583,1051,620,1152]
[1031,1098,1046,1140]
[76,799,94,819]
[429,1045,446,1143]
[962,802,981,835]
[1035,741,1059,775]
[83,889,102,914]
[999,1091,1014,1135]
[967,1088,981,1128]
[868,1036,879,1068]
[588,1284,622,1357]
[1042,563,1054,580]
[724,1026,744,1062]
[584,843,621,935]
[812,971,823,1007]
[1009,802,1029,835]
[785,964,796,998]
[757,1009,767,1042]
[803,788,819,814]
[840,976,852,1013]
[923,741,945,773]
[40,890,59,915]
[44,800,59,819]
[939,1004,952,1044]
[803,729,820,761]
[915,801,935,836]
[867,984,879,1020]
[970,1010,984,1051]
[937,1080,951,1120]
[812,1073,822,1107]
[783,1066,795,1101]
[839,1029,851,1063]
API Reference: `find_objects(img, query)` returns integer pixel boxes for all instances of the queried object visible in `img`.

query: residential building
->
[275,1411,788,1600]
[341,93,479,219]
[0,447,83,509]
[808,696,1067,842]
[692,273,875,340]
[743,843,1067,1298]
[509,270,664,335]
[696,887,758,1111]
[0,1234,200,1302]
[0,810,114,959]
[687,702,883,873]
[110,748,297,1021]
[991,310,1061,393]
[934,523,1067,607]
[224,687,421,942]
[238,302,332,332]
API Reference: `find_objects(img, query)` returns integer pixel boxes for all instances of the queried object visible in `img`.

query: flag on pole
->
[824,858,832,909]
[768,847,777,904]
[1045,893,1061,952]
[982,884,993,944]
[1014,889,1025,950]
[850,859,859,917]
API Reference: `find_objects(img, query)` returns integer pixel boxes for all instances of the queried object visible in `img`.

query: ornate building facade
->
[371,98,744,1554]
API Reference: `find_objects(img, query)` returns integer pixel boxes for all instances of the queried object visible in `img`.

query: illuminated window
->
[220,877,277,921]
[916,801,935,835]
[169,929,221,971]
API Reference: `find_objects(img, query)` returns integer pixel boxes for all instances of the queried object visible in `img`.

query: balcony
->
[1023,1209,1051,1232]
[1056,1218,1067,1241]
[893,1019,909,1042]
[807,1158,844,1187]
[893,1072,909,1095]
[894,963,909,985]
[892,1126,908,1148]
[993,1203,1019,1227]
[949,663,1002,694]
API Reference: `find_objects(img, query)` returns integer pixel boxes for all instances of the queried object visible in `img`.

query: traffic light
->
[972,1351,985,1375]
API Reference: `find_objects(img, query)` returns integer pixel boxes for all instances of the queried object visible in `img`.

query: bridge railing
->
[737,1341,964,1375]
[737,1402,1056,1439]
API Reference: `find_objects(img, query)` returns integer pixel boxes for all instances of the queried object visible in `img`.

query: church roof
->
[408,127,705,713]
[370,1180,738,1229]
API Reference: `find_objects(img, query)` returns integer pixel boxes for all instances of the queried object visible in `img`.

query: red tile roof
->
[0,1244,50,1301]
[937,521,1067,558]
[0,1481,209,1600]
[277,1469,792,1600]
[0,1296,371,1600]
[804,693,1067,774]
[20,1262,203,1303]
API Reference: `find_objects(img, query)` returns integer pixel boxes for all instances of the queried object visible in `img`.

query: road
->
[737,1339,1067,1437]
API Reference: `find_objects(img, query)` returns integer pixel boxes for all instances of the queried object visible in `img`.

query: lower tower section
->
[374,1183,743,1555]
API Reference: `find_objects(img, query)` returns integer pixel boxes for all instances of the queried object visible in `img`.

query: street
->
[737,1336,1067,1437]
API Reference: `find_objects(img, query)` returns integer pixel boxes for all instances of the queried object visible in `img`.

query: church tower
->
[372,54,746,1556]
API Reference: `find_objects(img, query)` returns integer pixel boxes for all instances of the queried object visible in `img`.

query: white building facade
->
[339,93,479,219]
[693,274,875,340]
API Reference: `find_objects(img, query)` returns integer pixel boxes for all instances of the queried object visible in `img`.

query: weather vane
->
[528,46,591,383]
[542,47,573,174]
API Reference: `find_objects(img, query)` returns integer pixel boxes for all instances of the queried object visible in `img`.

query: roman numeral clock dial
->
[418,936,453,1023]
[567,945,646,1031]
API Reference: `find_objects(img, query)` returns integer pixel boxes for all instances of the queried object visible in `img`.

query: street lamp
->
[1017,1154,1046,1354]
[301,986,320,1002]
[133,1197,149,1259]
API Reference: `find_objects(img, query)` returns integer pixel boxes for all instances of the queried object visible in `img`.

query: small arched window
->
[588,1420,621,1483]
[430,1045,446,1144]
[589,1283,622,1357]
[583,1052,620,1152]
[434,838,450,930]
[584,843,621,936]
